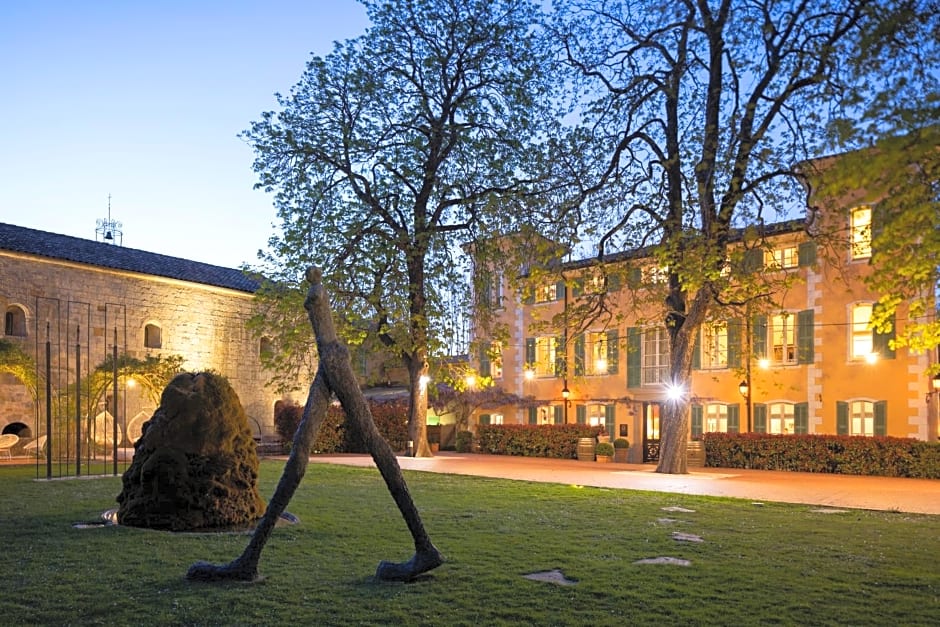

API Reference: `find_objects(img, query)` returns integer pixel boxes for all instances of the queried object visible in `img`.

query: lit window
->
[535,283,558,303]
[490,413,504,425]
[490,342,503,379]
[851,304,874,361]
[587,404,606,427]
[3,305,27,337]
[586,331,609,375]
[642,327,669,384]
[702,322,728,369]
[768,402,795,434]
[770,314,796,364]
[851,206,872,259]
[144,324,162,349]
[584,273,607,295]
[536,405,558,425]
[851,400,874,436]
[644,265,669,284]
[765,246,798,269]
[705,403,729,433]
[534,336,556,377]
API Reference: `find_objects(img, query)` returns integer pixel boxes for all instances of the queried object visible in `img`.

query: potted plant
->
[595,441,615,463]
[613,438,630,463]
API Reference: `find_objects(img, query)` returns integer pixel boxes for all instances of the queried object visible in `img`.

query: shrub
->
[613,438,629,449]
[272,397,409,454]
[455,430,473,453]
[476,424,606,459]
[702,432,940,478]
[595,442,615,456]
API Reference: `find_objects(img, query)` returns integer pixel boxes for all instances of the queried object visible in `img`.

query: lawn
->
[1,460,937,626]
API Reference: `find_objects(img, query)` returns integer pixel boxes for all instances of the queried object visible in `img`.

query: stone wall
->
[0,250,286,440]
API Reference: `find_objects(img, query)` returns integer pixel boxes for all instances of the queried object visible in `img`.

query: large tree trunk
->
[187,267,442,583]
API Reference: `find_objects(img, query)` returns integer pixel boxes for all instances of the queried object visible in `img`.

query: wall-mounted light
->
[562,386,570,400]
[738,380,749,398]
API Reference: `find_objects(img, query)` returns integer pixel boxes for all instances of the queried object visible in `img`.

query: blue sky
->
[0,0,369,268]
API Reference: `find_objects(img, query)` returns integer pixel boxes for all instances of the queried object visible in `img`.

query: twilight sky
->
[0,0,369,268]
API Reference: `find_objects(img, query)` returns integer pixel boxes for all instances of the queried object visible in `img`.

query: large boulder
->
[116,372,265,531]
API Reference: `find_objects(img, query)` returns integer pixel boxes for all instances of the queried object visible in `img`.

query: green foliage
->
[476,424,605,458]
[455,430,473,453]
[613,437,629,449]
[594,441,615,456]
[703,433,940,478]
[91,353,184,407]
[0,339,38,399]
[273,398,409,454]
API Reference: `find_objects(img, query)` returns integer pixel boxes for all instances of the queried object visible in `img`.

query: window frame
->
[641,327,670,385]
[850,205,872,260]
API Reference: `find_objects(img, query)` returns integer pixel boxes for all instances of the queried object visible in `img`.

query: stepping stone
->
[634,556,691,566]
[661,506,696,513]
[656,517,680,524]
[523,569,578,586]
[810,508,849,514]
[672,531,703,543]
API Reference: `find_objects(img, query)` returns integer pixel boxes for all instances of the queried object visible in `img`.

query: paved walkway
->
[307,452,940,515]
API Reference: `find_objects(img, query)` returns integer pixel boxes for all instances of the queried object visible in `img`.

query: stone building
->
[0,222,281,457]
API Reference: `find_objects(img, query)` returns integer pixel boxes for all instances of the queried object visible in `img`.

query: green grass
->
[1,460,938,626]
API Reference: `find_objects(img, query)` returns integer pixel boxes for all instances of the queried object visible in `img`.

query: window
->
[691,403,739,437]
[702,322,728,369]
[765,246,798,269]
[490,413,504,425]
[644,265,669,284]
[584,273,607,295]
[768,402,795,434]
[480,341,503,379]
[586,331,608,375]
[851,304,874,361]
[528,336,557,377]
[144,323,162,349]
[705,404,729,433]
[770,313,796,364]
[642,327,669,385]
[532,405,562,425]
[535,283,558,303]
[478,272,503,308]
[850,206,872,259]
[586,404,606,427]
[4,306,27,337]
[851,400,875,436]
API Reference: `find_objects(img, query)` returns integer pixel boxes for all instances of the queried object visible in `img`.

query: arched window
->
[4,305,27,337]
[144,323,162,349]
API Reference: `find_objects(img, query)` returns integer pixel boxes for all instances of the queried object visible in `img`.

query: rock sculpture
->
[116,372,265,531]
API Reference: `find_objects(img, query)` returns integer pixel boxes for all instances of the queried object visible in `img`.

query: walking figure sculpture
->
[187,267,443,583]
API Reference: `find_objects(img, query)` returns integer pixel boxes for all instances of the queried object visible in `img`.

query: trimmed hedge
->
[273,398,409,454]
[476,424,607,459]
[455,431,473,453]
[703,432,940,479]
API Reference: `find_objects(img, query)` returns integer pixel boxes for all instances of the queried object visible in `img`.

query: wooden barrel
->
[577,437,595,462]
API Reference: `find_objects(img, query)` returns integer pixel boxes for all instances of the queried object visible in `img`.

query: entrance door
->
[642,402,661,462]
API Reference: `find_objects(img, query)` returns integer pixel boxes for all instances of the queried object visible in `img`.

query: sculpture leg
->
[186,369,332,582]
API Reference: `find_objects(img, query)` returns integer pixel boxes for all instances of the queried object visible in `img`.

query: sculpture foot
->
[186,558,263,583]
[375,546,444,582]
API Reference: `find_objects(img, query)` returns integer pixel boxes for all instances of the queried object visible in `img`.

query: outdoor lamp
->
[738,380,749,398]
[562,386,570,400]
[932,373,940,392]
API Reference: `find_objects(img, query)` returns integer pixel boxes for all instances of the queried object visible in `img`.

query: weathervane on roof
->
[95,194,123,245]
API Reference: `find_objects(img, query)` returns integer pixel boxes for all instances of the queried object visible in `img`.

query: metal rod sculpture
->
[186,267,443,583]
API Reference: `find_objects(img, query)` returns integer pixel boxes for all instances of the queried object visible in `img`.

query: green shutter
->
[607,272,621,292]
[479,414,491,426]
[554,405,564,425]
[574,334,585,376]
[874,400,887,436]
[691,404,703,437]
[627,327,641,388]
[836,401,849,435]
[525,338,535,367]
[528,407,537,425]
[743,247,763,273]
[753,403,767,433]
[576,404,586,425]
[556,281,566,301]
[628,266,642,287]
[571,278,582,298]
[554,336,565,377]
[871,204,885,252]
[606,329,619,375]
[691,329,701,370]
[479,346,491,378]
[727,404,740,434]
[752,316,768,360]
[873,313,896,360]
[604,404,616,439]
[727,319,741,369]
[794,402,809,434]
[797,309,814,364]
[798,241,817,267]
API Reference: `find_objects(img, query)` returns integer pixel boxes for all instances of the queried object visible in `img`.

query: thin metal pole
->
[45,324,52,479]
[76,326,81,476]
[112,328,118,476]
